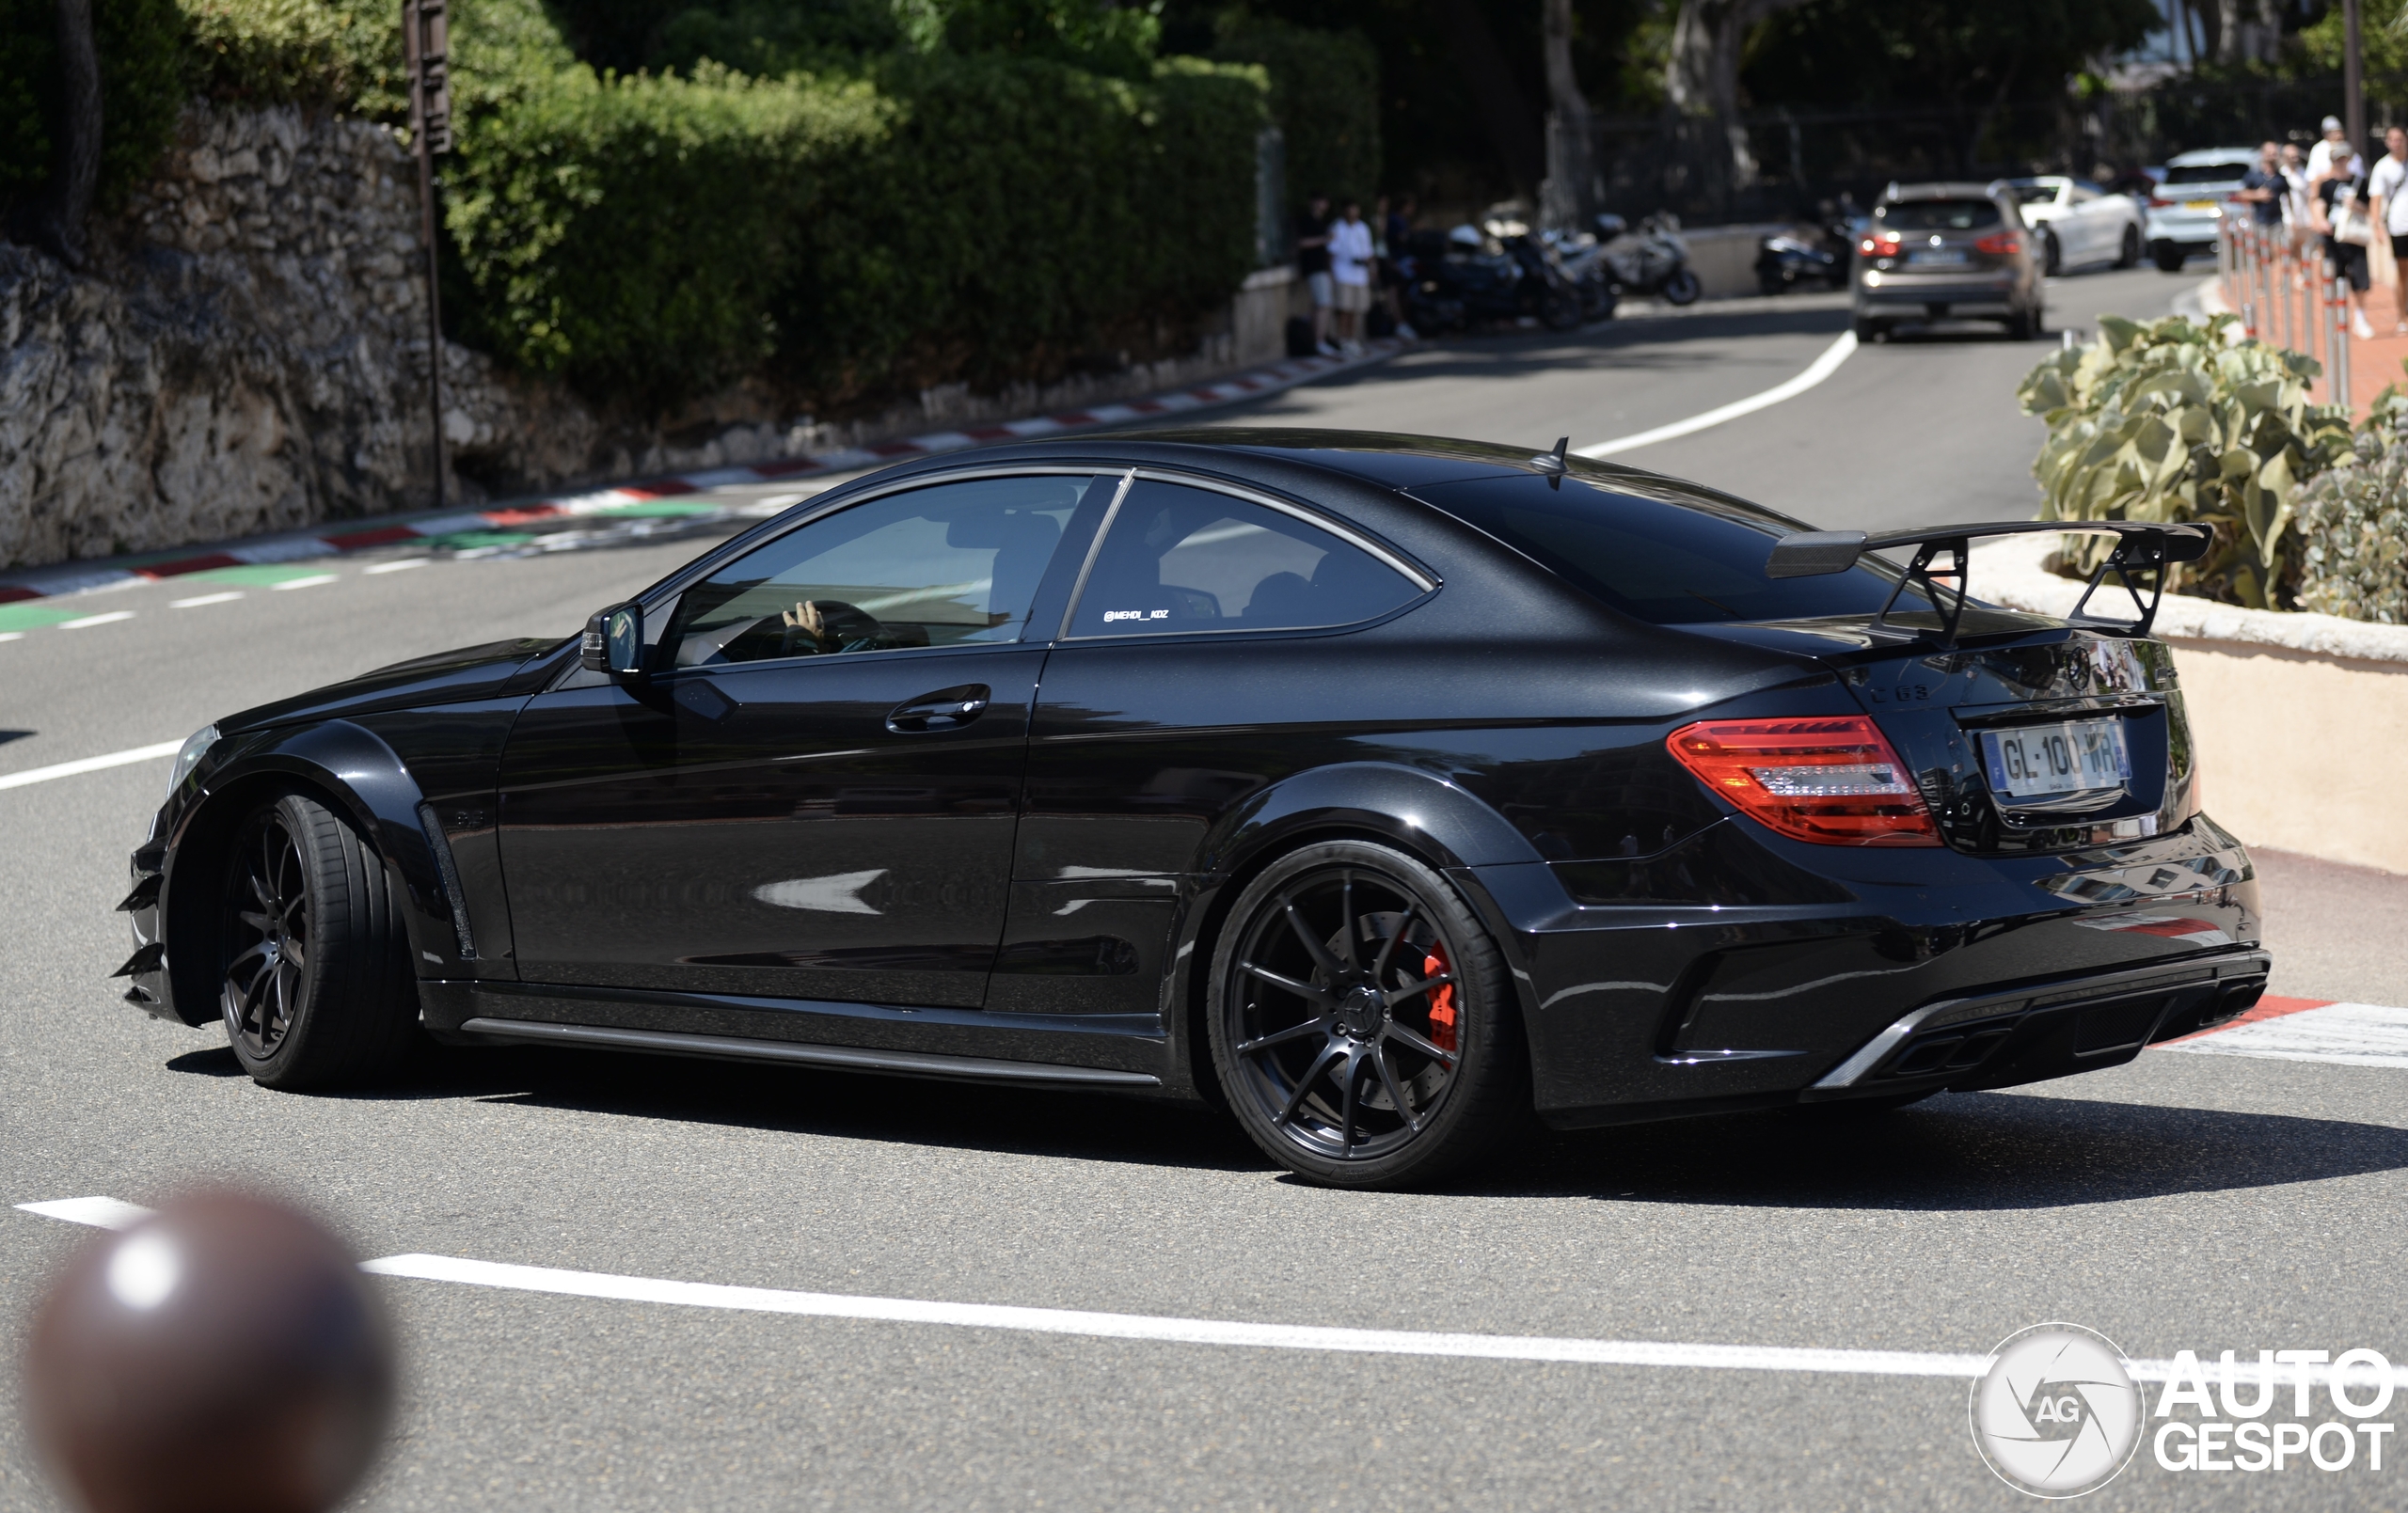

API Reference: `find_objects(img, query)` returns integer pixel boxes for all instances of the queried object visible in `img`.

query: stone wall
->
[0,102,1277,570]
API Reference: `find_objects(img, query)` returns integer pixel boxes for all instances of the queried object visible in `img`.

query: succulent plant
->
[2018,313,2354,609]
[2293,387,2408,623]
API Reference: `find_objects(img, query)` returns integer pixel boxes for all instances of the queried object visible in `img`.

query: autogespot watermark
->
[1969,1323,2399,1497]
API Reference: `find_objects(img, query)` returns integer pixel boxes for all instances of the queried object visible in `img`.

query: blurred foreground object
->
[24,1193,393,1513]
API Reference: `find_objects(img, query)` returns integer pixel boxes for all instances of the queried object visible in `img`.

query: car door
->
[497,470,1108,1010]
[2067,182,2109,262]
[995,473,1434,1018]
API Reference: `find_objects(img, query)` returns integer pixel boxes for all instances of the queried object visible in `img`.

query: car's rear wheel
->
[2041,230,2063,276]
[218,791,418,1089]
[1208,841,1529,1190]
[2116,223,2142,269]
[2152,242,2187,273]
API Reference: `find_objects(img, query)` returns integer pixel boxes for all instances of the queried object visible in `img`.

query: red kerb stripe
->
[135,554,244,578]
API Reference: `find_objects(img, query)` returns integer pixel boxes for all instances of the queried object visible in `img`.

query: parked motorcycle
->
[1595,213,1701,305]
[1398,225,1585,334]
[1753,211,1859,294]
[1540,226,1620,322]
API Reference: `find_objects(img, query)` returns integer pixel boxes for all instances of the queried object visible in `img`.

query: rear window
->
[2006,183,2059,205]
[1409,473,1921,626]
[2163,163,2248,185]
[1877,198,2001,230]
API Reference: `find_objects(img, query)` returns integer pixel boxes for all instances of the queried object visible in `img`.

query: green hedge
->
[19,0,1268,419]
[0,0,187,212]
[1209,15,1380,213]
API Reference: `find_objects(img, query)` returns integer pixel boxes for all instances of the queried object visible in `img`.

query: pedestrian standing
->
[2281,141,2312,260]
[1327,198,1375,354]
[1381,195,1418,339]
[2307,116,2359,184]
[2370,125,2408,333]
[2314,154,2380,340]
[1295,192,1336,355]
[2239,141,2287,230]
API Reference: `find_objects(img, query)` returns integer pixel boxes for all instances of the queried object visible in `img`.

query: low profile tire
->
[1208,841,1530,1190]
[1852,315,1887,342]
[2152,243,2187,273]
[2116,223,2142,269]
[217,791,418,1090]
[2041,230,2063,276]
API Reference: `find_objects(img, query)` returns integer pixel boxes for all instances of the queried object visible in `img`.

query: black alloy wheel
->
[1208,840,1529,1189]
[222,806,310,1062]
[218,791,419,1089]
[2117,223,2143,269]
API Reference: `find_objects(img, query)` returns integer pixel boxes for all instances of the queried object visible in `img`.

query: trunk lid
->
[1679,613,2197,857]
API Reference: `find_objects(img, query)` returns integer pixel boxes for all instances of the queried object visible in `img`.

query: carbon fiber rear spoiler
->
[1764,520,2211,645]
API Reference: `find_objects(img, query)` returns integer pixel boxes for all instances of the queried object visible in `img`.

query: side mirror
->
[580,603,643,676]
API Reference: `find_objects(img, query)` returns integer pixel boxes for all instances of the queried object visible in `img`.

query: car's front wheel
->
[1208,840,1529,1189]
[217,791,419,1089]
[2117,223,2143,269]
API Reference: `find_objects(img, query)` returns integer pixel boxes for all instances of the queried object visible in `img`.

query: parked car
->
[2005,176,2146,275]
[119,433,2267,1189]
[1853,181,2045,340]
[2146,148,2258,271]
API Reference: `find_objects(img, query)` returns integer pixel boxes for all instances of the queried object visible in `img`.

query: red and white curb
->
[0,341,1406,610]
[2162,994,2408,1069]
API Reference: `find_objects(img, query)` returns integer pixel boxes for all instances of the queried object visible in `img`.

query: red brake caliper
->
[1421,939,1457,1053]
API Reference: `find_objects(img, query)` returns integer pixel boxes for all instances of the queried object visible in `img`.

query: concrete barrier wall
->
[2172,642,2408,874]
[1682,225,1790,300]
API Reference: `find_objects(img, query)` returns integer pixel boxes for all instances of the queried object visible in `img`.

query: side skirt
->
[456,1017,1162,1090]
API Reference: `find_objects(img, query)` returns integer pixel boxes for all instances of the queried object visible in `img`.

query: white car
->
[2146,148,2259,271]
[2005,177,2146,274]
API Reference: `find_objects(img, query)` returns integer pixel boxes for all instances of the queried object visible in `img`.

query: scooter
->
[1596,213,1701,305]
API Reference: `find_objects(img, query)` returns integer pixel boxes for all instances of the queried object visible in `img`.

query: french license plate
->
[1906,248,1967,266]
[1979,717,2132,799]
[2183,199,2216,211]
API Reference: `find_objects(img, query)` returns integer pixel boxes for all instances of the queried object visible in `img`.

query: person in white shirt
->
[2370,126,2408,332]
[2307,116,2356,183]
[2281,141,2311,256]
[1326,200,1375,353]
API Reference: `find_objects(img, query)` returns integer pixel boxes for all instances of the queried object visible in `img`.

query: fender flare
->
[1160,763,1550,1100]
[159,720,455,1024]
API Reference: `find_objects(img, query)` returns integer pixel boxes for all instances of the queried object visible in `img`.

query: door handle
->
[887,684,990,733]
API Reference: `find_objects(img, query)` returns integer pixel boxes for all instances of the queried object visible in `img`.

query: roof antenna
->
[1530,435,1569,488]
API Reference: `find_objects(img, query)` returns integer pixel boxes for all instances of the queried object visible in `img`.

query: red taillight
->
[2148,196,2172,208]
[1666,717,1941,847]
[1858,233,1900,257]
[1973,230,2022,255]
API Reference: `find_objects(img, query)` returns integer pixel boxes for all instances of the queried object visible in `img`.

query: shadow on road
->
[166,1042,1272,1174]
[1499,1090,2408,1210]
[166,1044,2405,1206]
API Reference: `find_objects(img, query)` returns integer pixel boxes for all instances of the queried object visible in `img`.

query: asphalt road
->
[5,261,2405,1512]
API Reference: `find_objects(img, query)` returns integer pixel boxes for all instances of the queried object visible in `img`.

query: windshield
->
[1409,471,1923,626]
[2163,163,2250,185]
[1877,199,2002,230]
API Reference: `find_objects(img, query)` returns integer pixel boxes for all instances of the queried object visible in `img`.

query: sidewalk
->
[0,339,1412,617]
[2203,270,2408,417]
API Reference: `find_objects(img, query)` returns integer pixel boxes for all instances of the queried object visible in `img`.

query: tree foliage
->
[1209,12,1378,209]
[0,0,185,213]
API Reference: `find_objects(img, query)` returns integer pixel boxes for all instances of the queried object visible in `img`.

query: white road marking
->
[0,739,184,791]
[22,1198,2407,1388]
[2166,1002,2408,1069]
[170,591,244,608]
[1576,331,1859,458]
[363,559,428,575]
[16,1196,155,1228]
[0,632,21,642]
[57,610,136,629]
[270,574,340,591]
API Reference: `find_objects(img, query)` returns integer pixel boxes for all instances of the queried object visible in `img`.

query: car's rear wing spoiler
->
[1765,520,2212,645]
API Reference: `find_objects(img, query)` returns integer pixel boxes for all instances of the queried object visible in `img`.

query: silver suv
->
[1851,181,2044,341]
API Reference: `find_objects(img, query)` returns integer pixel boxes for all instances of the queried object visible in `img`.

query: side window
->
[662,474,1096,669]
[1068,479,1421,638]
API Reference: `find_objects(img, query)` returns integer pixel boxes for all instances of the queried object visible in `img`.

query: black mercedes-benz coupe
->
[118,430,2269,1187]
